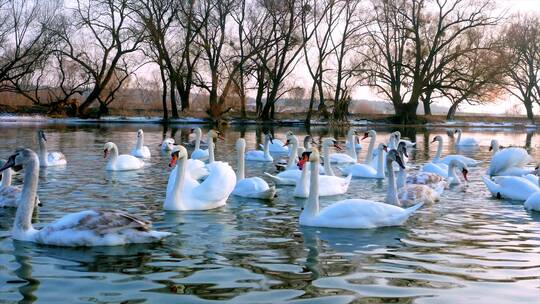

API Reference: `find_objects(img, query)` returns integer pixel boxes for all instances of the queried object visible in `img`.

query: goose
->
[190,128,209,161]
[161,138,177,151]
[487,139,532,176]
[344,128,362,150]
[394,144,442,204]
[103,142,145,171]
[36,130,67,167]
[260,135,289,153]
[423,135,479,171]
[0,159,40,208]
[482,174,539,201]
[454,129,479,146]
[298,147,422,229]
[130,129,151,159]
[0,149,171,246]
[232,138,276,200]
[246,133,274,162]
[294,148,352,198]
[339,143,386,178]
[329,129,358,164]
[524,168,540,212]
[164,146,236,210]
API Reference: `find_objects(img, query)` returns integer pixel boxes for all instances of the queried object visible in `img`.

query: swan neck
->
[1,168,12,187]
[208,134,215,163]
[305,160,320,217]
[15,155,39,233]
[364,134,376,164]
[287,138,298,168]
[377,147,385,177]
[492,142,499,155]
[108,144,119,165]
[136,134,143,149]
[385,159,400,206]
[166,156,186,209]
[237,143,245,180]
[263,136,270,158]
[434,139,443,160]
[322,144,335,176]
[456,130,462,145]
[448,161,459,183]
[347,132,356,160]
[397,165,406,188]
[38,137,47,164]
[195,130,201,150]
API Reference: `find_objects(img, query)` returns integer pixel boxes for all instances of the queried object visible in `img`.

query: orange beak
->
[169,155,178,168]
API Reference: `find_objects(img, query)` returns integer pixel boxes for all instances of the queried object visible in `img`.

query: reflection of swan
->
[37,130,67,167]
[130,129,151,158]
[482,175,538,201]
[104,142,145,171]
[0,159,41,208]
[0,149,171,246]
[339,143,386,178]
[232,138,276,200]
[190,128,209,161]
[298,148,422,229]
[454,128,479,146]
[487,139,532,176]
[246,133,273,162]
[164,146,236,210]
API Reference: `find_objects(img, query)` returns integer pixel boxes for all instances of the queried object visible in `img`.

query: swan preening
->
[0,149,170,246]
[104,142,145,171]
[37,130,67,167]
[298,147,422,229]
[130,129,151,158]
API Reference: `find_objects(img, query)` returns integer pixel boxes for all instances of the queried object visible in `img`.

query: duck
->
[329,129,358,164]
[487,139,533,176]
[339,143,387,178]
[232,138,276,200]
[103,142,145,171]
[298,147,422,229]
[260,134,289,153]
[0,149,171,246]
[454,129,479,146]
[0,159,41,208]
[294,146,352,198]
[246,133,274,162]
[130,129,151,158]
[164,145,236,210]
[482,174,539,201]
[190,128,209,161]
[524,168,540,212]
[36,130,67,167]
[394,144,442,204]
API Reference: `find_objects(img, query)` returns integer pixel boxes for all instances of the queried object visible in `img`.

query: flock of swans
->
[0,127,539,248]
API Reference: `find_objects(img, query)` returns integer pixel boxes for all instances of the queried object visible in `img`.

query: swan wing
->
[317,175,351,196]
[114,155,144,170]
[484,175,538,201]
[329,153,356,164]
[191,149,209,161]
[340,164,377,177]
[192,161,236,202]
[487,148,531,176]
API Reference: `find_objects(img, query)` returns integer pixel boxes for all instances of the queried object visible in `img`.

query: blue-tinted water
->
[0,123,539,303]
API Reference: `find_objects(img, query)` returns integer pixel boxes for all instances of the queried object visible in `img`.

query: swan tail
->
[404,202,424,215]
[390,202,423,225]
[260,186,277,200]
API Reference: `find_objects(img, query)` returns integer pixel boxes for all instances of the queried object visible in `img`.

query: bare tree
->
[500,14,540,122]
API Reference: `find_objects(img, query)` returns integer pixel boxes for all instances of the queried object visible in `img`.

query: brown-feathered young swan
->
[0,148,170,246]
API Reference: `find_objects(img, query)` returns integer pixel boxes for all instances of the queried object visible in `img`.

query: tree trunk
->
[446,102,459,120]
[305,82,317,125]
[78,88,101,117]
[525,100,534,123]
[161,68,169,121]
[422,92,432,116]
[394,102,418,124]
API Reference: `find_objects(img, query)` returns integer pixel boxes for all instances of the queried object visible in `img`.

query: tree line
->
[0,0,539,123]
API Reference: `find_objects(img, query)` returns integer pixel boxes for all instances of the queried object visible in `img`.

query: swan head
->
[37,130,47,142]
[264,133,274,144]
[450,160,469,181]
[236,138,246,150]
[297,148,320,170]
[386,149,405,169]
[208,129,224,141]
[378,143,388,152]
[361,130,376,140]
[192,127,202,136]
[489,139,498,152]
[454,128,461,134]
[137,129,144,138]
[397,141,408,158]
[303,135,316,148]
[103,142,116,158]
[431,135,443,143]
[0,148,36,173]
[322,138,342,150]
[284,132,298,147]
[169,146,188,167]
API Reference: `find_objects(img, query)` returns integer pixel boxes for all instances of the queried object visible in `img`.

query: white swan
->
[424,135,479,170]
[454,129,479,146]
[130,129,151,158]
[283,132,299,170]
[299,147,422,229]
[190,128,209,161]
[232,138,276,200]
[37,130,67,167]
[104,142,145,171]
[0,149,170,246]
[246,133,274,162]
[260,135,289,153]
[487,139,532,176]
[329,129,358,164]
[482,174,539,201]
[339,143,386,178]
[524,168,540,211]
[393,131,416,148]
[0,159,40,208]
[164,146,236,210]
[294,148,352,198]
[344,128,362,150]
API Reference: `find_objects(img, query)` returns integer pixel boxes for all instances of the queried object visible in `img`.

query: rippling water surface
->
[0,123,539,303]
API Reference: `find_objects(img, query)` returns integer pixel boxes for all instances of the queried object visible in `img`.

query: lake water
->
[0,122,539,304]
